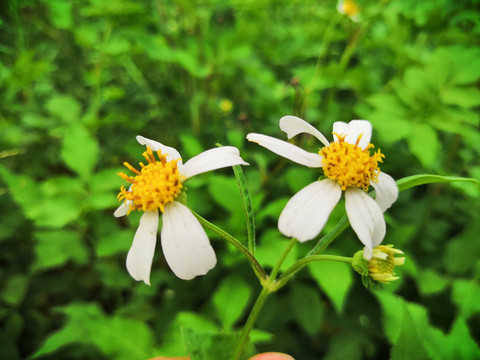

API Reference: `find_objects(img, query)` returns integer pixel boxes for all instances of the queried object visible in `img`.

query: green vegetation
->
[1,0,479,359]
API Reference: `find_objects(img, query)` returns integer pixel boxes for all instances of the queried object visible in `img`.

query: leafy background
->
[1,0,480,359]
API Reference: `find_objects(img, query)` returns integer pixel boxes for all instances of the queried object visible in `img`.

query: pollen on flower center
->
[117,147,183,214]
[320,133,384,191]
[342,0,359,16]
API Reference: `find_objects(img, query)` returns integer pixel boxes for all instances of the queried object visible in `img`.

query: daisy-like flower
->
[247,116,398,259]
[114,136,248,284]
[337,0,361,22]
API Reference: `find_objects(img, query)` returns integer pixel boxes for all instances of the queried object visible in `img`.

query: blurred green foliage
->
[1,0,480,359]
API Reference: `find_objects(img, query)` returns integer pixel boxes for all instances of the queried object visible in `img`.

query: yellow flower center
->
[368,245,405,284]
[117,147,183,214]
[320,133,384,191]
[343,0,359,16]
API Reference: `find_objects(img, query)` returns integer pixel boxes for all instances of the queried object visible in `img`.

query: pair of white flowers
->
[115,117,398,284]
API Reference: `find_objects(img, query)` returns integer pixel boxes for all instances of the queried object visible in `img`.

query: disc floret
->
[320,133,384,191]
[117,147,183,214]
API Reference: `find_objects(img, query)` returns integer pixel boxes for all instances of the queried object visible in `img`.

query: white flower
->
[114,136,248,284]
[337,0,361,22]
[247,116,398,259]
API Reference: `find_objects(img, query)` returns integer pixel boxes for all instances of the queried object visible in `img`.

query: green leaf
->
[416,269,449,295]
[256,230,297,271]
[34,196,83,228]
[396,174,479,192]
[180,133,204,159]
[452,279,480,319]
[213,275,252,330]
[407,122,438,167]
[444,222,480,275]
[33,230,88,271]
[45,0,73,29]
[61,124,99,180]
[390,302,430,360]
[33,302,158,360]
[182,327,239,360]
[447,317,480,359]
[207,175,242,214]
[284,167,316,193]
[448,46,480,85]
[375,292,429,360]
[45,95,81,123]
[309,256,353,313]
[289,282,323,335]
[441,86,480,109]
[0,275,29,306]
[0,164,44,220]
[157,312,218,356]
[233,165,256,254]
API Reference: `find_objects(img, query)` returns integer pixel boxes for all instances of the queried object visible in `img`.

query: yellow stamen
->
[320,133,384,191]
[117,147,184,214]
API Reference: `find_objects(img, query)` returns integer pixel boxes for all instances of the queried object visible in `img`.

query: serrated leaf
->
[33,302,157,360]
[213,275,252,330]
[309,256,352,313]
[61,124,99,180]
[182,327,239,360]
[157,312,218,356]
[33,230,88,271]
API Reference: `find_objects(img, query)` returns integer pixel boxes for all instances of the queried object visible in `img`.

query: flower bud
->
[352,245,405,288]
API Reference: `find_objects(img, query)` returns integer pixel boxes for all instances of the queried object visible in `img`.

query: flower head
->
[247,116,398,259]
[115,136,248,284]
[337,0,361,22]
[352,245,405,287]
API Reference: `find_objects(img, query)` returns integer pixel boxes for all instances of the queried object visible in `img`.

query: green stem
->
[230,238,297,359]
[307,214,349,256]
[270,238,298,280]
[276,254,353,290]
[230,287,271,360]
[192,210,267,281]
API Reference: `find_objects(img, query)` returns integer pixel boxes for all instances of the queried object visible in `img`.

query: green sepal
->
[176,186,188,205]
[396,174,478,192]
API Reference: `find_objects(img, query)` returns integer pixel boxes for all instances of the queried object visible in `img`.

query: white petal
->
[161,202,216,280]
[247,133,323,168]
[345,188,385,259]
[181,146,248,180]
[343,120,372,149]
[114,201,132,217]
[332,121,348,142]
[126,210,159,285]
[371,172,398,212]
[279,115,329,146]
[278,179,342,242]
[136,135,183,163]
